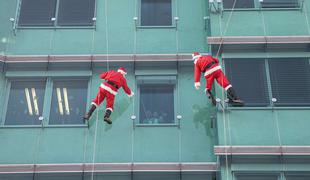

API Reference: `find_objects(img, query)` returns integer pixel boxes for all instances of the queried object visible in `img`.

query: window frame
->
[47,77,90,126]
[223,57,310,109]
[1,72,91,128]
[138,0,176,28]
[16,0,97,29]
[135,75,178,127]
[221,0,301,11]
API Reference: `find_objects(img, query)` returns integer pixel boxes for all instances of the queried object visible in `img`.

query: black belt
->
[202,61,216,73]
[106,81,119,89]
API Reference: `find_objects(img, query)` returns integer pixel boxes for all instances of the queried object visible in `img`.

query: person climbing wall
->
[84,67,134,124]
[192,52,244,106]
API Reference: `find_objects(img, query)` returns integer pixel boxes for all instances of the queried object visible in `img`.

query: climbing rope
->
[214,0,237,180]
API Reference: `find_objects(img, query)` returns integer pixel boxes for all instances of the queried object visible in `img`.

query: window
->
[260,0,299,8]
[225,59,269,106]
[141,0,172,26]
[18,0,96,27]
[49,80,88,125]
[268,58,310,106]
[235,173,278,180]
[5,80,46,125]
[223,0,255,9]
[57,0,96,26]
[18,0,57,26]
[225,58,310,107]
[137,76,176,124]
[286,174,310,180]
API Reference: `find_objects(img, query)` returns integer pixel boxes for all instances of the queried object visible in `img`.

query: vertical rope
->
[215,1,237,180]
[131,0,138,178]
[174,0,182,178]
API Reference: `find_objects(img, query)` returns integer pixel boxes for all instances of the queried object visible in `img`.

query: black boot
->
[227,87,244,106]
[83,104,96,122]
[207,90,217,106]
[104,109,112,124]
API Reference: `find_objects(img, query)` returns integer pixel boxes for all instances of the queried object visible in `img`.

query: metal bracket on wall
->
[133,17,138,31]
[174,17,179,30]
[9,18,17,36]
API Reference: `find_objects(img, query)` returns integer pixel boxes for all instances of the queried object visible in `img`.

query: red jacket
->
[99,70,132,96]
[194,55,220,83]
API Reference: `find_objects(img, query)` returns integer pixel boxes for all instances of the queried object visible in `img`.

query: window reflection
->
[5,81,45,125]
[49,80,87,125]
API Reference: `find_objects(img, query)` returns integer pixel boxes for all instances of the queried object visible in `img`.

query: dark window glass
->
[225,59,269,106]
[286,175,310,180]
[49,80,88,125]
[57,0,96,26]
[141,0,172,26]
[268,59,310,106]
[139,84,174,124]
[5,81,46,125]
[236,174,278,180]
[261,0,299,8]
[19,0,56,26]
[223,0,255,9]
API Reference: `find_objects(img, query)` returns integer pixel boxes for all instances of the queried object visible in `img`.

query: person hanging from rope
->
[84,67,134,124]
[192,52,244,106]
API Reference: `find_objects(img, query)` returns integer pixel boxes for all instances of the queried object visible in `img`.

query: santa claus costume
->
[192,52,244,106]
[84,67,134,124]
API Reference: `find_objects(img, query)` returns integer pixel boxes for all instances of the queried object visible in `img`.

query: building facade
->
[0,0,310,179]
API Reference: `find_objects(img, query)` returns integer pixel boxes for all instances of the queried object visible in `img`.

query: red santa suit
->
[92,68,133,112]
[193,52,232,92]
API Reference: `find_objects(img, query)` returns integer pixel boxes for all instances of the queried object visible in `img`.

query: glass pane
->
[269,59,310,106]
[35,173,83,180]
[139,84,174,124]
[225,59,269,106]
[57,0,95,26]
[236,174,278,180]
[286,175,310,180]
[223,0,255,9]
[141,0,172,26]
[19,0,56,26]
[49,80,88,125]
[0,174,33,180]
[5,81,45,125]
[261,0,299,8]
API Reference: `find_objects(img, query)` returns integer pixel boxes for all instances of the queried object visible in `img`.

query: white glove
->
[128,92,134,97]
[194,82,201,90]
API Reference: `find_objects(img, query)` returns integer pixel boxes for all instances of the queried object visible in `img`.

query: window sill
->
[0,124,88,128]
[135,123,179,127]
[224,106,310,110]
[17,26,96,30]
[222,7,301,11]
[136,25,176,29]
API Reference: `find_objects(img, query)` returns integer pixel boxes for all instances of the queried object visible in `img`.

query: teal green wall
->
[216,109,310,146]
[1,0,208,55]
[0,66,217,164]
[210,2,310,36]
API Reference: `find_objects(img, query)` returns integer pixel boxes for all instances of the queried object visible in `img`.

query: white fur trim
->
[117,69,127,75]
[194,82,201,86]
[204,66,222,76]
[194,59,198,64]
[100,83,118,95]
[128,91,134,97]
[91,102,99,107]
[225,84,232,91]
[192,55,202,60]
[106,107,113,112]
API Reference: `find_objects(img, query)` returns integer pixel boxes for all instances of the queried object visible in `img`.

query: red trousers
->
[205,69,231,91]
[92,87,115,111]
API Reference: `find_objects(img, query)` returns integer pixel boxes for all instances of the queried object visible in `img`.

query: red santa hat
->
[192,52,202,60]
[117,67,127,75]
